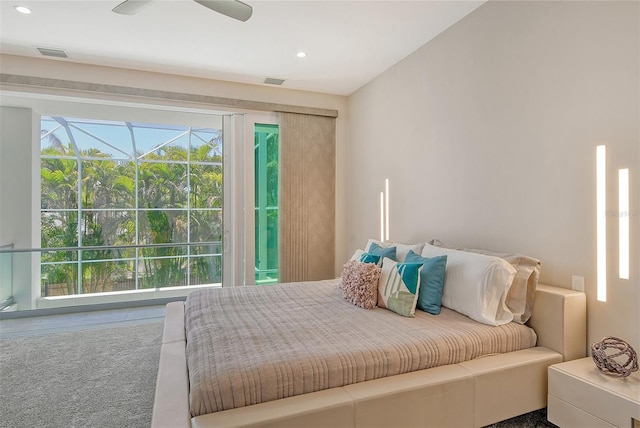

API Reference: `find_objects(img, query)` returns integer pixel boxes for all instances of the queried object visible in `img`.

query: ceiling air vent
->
[263,77,285,86]
[36,47,68,58]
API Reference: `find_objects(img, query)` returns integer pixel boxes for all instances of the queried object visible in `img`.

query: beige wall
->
[346,1,639,350]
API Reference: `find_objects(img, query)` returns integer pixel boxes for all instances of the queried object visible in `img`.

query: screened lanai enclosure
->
[39,116,224,296]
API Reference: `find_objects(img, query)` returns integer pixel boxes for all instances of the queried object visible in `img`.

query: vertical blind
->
[279,112,336,282]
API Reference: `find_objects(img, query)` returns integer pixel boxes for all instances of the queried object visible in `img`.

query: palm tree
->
[138,147,189,287]
[41,142,79,295]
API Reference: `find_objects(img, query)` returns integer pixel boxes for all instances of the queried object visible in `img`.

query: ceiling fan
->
[112,0,253,22]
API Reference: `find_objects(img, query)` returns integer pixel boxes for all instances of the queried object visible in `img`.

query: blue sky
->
[41,116,221,160]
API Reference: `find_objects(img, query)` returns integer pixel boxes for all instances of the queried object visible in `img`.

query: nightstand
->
[548,357,640,427]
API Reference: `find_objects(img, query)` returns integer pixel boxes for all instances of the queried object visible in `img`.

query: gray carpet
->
[1,317,557,428]
[486,408,558,428]
[0,320,163,428]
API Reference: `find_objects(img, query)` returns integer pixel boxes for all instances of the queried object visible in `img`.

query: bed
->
[151,244,586,428]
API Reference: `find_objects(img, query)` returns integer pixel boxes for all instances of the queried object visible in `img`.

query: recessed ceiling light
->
[14,5,32,14]
[296,52,307,58]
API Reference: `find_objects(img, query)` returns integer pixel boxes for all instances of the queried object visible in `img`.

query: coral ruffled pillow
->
[340,260,381,309]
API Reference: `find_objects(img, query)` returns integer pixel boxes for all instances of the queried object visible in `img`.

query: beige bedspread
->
[185,279,537,417]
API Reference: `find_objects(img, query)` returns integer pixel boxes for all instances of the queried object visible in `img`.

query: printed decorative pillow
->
[377,257,422,317]
[350,249,382,265]
[340,260,381,309]
[404,250,447,315]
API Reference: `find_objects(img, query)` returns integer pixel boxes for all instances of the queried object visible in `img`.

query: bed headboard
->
[527,283,587,361]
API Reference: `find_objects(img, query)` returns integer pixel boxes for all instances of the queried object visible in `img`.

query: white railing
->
[0,242,223,304]
[0,243,14,310]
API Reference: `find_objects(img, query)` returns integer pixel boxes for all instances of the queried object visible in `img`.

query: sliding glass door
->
[254,123,279,284]
[243,115,280,285]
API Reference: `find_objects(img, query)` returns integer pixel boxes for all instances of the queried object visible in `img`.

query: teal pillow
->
[368,241,397,261]
[350,249,382,265]
[357,252,381,265]
[405,250,447,315]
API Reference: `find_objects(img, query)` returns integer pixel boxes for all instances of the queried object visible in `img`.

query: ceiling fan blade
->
[193,0,253,22]
[112,0,152,15]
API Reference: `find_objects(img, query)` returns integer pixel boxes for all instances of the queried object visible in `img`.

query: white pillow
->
[421,243,516,326]
[460,249,540,324]
[428,239,540,324]
[350,249,365,260]
[365,239,424,262]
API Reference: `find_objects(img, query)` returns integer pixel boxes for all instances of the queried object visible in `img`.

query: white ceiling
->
[0,0,485,96]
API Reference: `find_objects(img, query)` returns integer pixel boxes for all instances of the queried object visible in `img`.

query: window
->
[40,116,224,296]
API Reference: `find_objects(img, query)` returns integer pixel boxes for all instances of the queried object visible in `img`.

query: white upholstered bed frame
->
[151,284,586,428]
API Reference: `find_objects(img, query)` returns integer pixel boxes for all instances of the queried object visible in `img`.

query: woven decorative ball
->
[591,336,638,378]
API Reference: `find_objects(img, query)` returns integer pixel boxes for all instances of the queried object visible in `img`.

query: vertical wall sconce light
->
[380,179,390,241]
[380,192,385,242]
[596,145,607,302]
[619,168,629,280]
[385,178,390,241]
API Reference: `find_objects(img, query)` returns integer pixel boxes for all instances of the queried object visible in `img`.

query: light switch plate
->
[571,275,585,292]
